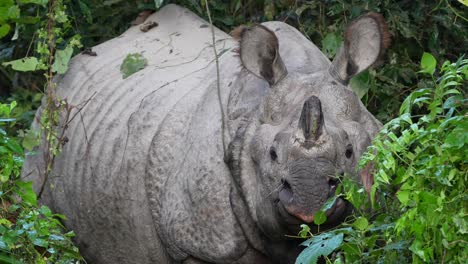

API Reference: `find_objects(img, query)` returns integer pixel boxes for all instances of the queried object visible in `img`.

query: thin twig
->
[204,0,227,157]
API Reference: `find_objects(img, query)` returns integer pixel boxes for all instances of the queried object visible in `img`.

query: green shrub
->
[297,54,467,263]
[0,102,82,263]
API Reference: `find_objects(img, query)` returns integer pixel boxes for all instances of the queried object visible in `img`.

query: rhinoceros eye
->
[345,144,353,159]
[269,146,278,161]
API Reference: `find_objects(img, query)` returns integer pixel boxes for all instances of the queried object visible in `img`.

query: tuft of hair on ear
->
[230,25,248,40]
[365,12,391,50]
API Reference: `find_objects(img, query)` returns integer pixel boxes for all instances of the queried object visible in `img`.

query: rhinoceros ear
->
[330,13,390,84]
[231,25,288,86]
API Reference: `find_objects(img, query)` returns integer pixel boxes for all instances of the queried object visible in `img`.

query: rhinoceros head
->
[233,13,389,238]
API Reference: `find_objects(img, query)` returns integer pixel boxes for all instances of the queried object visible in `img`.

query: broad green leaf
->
[0,218,12,227]
[2,57,38,71]
[321,196,338,211]
[299,224,310,238]
[420,52,436,75]
[0,24,10,39]
[52,46,73,74]
[458,0,468,6]
[49,234,65,241]
[154,0,164,8]
[353,217,369,231]
[120,53,147,79]
[409,240,429,262]
[397,190,411,205]
[16,181,37,206]
[22,128,40,151]
[32,238,48,247]
[0,5,19,20]
[443,124,467,149]
[313,210,326,225]
[4,136,23,153]
[296,233,344,264]
[321,32,342,58]
[350,70,370,99]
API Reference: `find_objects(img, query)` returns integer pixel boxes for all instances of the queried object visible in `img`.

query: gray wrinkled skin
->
[22,4,383,264]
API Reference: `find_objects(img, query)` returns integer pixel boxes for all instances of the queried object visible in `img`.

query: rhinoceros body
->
[23,4,387,263]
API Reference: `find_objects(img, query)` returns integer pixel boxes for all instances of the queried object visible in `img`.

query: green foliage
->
[298,54,467,263]
[0,101,82,263]
[296,231,345,264]
[120,53,147,79]
[1,1,85,262]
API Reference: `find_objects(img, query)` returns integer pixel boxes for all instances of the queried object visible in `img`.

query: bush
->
[297,54,467,263]
[0,101,82,263]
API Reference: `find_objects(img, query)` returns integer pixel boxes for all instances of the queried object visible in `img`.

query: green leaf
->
[350,70,370,99]
[458,0,468,7]
[32,238,48,247]
[22,128,40,151]
[420,52,436,75]
[313,210,326,225]
[0,24,10,39]
[397,190,411,205]
[321,196,338,211]
[52,46,73,74]
[0,218,12,227]
[0,5,19,20]
[154,0,164,8]
[4,136,23,154]
[321,32,342,58]
[2,57,38,72]
[296,233,344,264]
[299,224,310,238]
[16,181,37,206]
[353,217,369,231]
[120,53,147,79]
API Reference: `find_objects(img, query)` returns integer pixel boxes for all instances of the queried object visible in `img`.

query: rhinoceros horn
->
[299,96,323,144]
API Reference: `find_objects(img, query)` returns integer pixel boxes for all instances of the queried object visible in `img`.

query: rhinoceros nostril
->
[328,178,338,188]
[281,179,292,191]
[279,179,294,205]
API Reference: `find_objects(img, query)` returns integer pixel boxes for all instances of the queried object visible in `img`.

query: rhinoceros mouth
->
[276,178,349,229]
[277,196,348,225]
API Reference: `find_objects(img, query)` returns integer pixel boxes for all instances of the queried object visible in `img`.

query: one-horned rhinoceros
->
[23,4,390,264]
